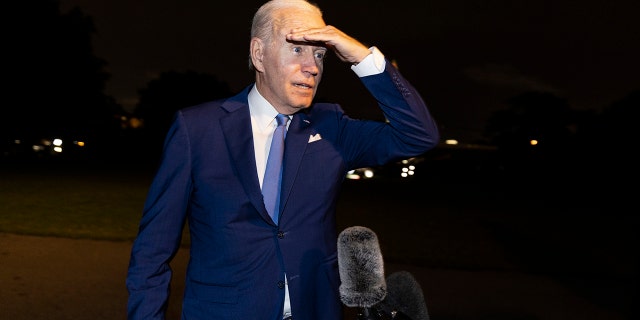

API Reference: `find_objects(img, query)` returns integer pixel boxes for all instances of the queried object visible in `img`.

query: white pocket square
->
[308,133,322,143]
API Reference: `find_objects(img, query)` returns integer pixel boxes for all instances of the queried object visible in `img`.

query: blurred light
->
[53,147,63,153]
[530,140,538,146]
[445,139,459,145]
[346,170,361,180]
[14,139,21,144]
[53,139,63,146]
[32,145,45,151]
[400,165,415,178]
[345,168,375,180]
[74,141,85,147]
[129,117,144,129]
[41,139,52,146]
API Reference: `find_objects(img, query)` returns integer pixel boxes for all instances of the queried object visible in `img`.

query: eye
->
[314,50,326,60]
[293,46,303,54]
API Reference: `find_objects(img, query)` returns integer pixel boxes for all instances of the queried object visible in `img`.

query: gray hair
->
[248,0,323,70]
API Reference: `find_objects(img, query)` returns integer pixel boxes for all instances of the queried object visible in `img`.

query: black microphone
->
[337,226,387,319]
[377,271,430,320]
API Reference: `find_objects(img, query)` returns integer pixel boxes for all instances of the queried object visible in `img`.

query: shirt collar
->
[249,85,279,131]
[248,85,292,130]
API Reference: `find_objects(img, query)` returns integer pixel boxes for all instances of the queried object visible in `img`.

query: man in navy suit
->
[126,0,439,319]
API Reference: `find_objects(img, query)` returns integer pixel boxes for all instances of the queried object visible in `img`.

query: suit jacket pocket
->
[304,138,337,155]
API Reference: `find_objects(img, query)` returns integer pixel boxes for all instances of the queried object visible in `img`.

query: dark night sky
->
[59,0,639,142]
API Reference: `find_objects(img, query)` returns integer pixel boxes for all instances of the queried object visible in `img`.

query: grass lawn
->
[0,163,152,241]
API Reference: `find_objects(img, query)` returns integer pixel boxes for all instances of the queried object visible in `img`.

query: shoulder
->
[180,85,251,119]
[179,88,249,122]
[181,99,226,117]
[305,101,344,119]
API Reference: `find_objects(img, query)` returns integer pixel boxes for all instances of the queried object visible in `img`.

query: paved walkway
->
[0,232,632,320]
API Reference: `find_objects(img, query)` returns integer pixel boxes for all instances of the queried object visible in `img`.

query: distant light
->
[401,165,415,178]
[53,146,63,153]
[129,117,144,129]
[445,139,459,145]
[32,145,45,151]
[530,140,538,146]
[74,141,85,147]
[345,168,374,180]
[346,175,361,180]
[346,170,361,180]
[53,139,63,146]
[363,169,374,178]
[14,139,21,144]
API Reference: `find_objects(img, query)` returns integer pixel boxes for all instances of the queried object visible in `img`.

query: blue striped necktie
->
[262,114,289,225]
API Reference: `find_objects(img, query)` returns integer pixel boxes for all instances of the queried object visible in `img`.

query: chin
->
[293,98,314,109]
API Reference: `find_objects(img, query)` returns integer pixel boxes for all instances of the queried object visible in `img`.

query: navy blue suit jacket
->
[126,62,439,320]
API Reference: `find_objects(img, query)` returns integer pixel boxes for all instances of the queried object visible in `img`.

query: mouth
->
[293,82,314,90]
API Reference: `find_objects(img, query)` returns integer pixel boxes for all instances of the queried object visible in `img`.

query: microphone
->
[337,226,387,319]
[377,271,430,320]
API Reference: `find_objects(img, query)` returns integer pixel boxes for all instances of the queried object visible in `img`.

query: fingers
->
[286,26,353,46]
[286,26,370,64]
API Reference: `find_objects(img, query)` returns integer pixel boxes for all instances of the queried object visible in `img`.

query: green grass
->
[0,164,151,241]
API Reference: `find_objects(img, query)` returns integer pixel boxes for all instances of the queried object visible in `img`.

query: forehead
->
[273,7,325,33]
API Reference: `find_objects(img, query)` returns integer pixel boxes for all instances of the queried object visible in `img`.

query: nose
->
[300,53,320,76]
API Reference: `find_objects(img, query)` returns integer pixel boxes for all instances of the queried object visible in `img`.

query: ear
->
[250,37,265,72]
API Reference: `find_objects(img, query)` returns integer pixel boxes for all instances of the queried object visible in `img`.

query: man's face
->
[255,10,327,115]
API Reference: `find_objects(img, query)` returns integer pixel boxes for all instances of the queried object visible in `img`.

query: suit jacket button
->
[277,280,285,289]
[277,231,285,239]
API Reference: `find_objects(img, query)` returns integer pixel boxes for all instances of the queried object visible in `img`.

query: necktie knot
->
[275,113,289,127]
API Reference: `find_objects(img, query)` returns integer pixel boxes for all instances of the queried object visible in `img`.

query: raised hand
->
[286,26,372,65]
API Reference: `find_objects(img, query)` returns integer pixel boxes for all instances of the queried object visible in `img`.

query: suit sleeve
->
[341,60,440,169]
[126,111,192,320]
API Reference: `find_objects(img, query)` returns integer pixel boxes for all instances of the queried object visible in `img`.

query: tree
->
[4,0,116,145]
[134,70,233,158]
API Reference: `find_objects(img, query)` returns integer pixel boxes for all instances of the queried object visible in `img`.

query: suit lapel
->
[280,113,313,216]
[220,97,273,223]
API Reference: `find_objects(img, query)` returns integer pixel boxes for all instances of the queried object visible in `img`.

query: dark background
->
[1,1,638,319]
[54,0,640,142]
